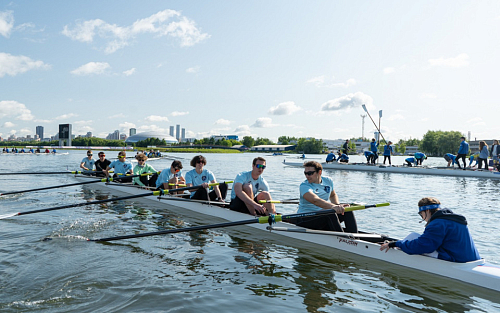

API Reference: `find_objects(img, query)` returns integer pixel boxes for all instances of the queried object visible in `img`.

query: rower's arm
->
[329,189,340,205]
[303,191,345,214]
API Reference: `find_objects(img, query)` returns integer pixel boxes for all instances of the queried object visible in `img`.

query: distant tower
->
[360,115,366,139]
[181,128,186,142]
[58,124,72,146]
[169,126,174,137]
[36,126,44,140]
[176,124,180,141]
[130,128,136,136]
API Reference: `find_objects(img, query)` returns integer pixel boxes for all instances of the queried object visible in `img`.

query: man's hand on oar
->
[0,182,218,220]
[89,203,390,242]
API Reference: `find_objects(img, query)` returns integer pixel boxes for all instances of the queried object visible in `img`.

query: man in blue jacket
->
[456,137,469,170]
[379,197,480,263]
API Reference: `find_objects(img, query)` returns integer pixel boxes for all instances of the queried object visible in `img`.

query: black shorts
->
[229,195,259,215]
[444,155,451,162]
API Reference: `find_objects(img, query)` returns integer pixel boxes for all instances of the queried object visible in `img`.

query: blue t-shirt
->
[156,168,184,189]
[370,141,379,153]
[230,170,269,200]
[339,154,349,161]
[364,151,374,160]
[405,157,416,164]
[326,153,336,162]
[109,160,133,175]
[383,144,393,156]
[298,176,334,213]
[445,153,456,165]
[414,152,426,160]
[185,168,216,197]
[81,157,95,170]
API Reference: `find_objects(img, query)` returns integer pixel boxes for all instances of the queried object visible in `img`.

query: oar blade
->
[0,212,20,220]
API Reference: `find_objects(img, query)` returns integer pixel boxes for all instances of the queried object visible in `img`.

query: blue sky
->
[1,1,499,142]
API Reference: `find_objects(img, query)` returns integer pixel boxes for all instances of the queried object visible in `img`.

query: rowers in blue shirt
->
[444,153,456,167]
[414,152,427,165]
[325,151,336,163]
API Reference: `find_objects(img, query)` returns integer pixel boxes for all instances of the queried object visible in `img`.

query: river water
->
[1,151,499,312]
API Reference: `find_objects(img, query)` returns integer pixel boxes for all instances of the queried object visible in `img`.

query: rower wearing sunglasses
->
[290,161,357,233]
[229,157,275,216]
[185,155,227,201]
[155,160,186,192]
[105,151,134,183]
[80,150,95,175]
[94,152,111,177]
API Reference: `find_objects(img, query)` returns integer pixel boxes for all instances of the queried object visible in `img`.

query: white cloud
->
[171,111,189,116]
[252,117,277,128]
[383,67,395,74]
[109,113,126,119]
[428,53,469,68]
[0,52,50,77]
[466,117,485,126]
[306,75,325,87]
[0,10,14,37]
[119,122,136,132]
[136,124,166,133]
[214,118,231,125]
[268,101,301,115]
[306,75,356,88]
[55,113,78,120]
[234,124,251,135]
[70,62,110,75]
[17,128,31,136]
[0,100,34,120]
[2,121,15,128]
[123,68,136,76]
[144,115,169,122]
[186,66,200,73]
[62,10,210,54]
[321,92,374,112]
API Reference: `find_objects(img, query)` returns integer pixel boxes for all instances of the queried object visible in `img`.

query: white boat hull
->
[283,161,500,180]
[75,175,500,292]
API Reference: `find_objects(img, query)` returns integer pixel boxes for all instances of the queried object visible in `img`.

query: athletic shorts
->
[229,195,259,215]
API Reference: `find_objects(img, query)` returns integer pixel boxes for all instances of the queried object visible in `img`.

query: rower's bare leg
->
[256,191,275,215]
[242,184,257,214]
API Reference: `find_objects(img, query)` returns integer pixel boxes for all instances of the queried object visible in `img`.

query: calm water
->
[1,151,499,312]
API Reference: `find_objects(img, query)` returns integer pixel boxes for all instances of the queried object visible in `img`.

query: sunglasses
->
[118,156,125,159]
[87,154,93,156]
[255,164,266,169]
[197,160,204,164]
[304,171,317,176]
[99,155,105,157]
[137,159,146,162]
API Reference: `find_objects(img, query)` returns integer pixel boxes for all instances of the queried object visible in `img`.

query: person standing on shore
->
[229,157,275,216]
[383,141,393,165]
[456,137,469,170]
[478,141,489,170]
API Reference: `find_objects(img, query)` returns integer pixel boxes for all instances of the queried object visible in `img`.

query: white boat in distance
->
[74,175,500,292]
[283,160,500,180]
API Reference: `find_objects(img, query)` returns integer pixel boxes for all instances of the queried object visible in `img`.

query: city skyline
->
[1,2,500,143]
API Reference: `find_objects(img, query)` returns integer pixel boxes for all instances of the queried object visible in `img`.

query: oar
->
[0,170,94,176]
[0,172,157,196]
[259,200,299,204]
[0,183,209,220]
[89,203,389,242]
[362,104,387,143]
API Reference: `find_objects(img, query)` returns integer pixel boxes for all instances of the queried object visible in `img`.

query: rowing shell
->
[283,161,500,180]
[73,175,500,292]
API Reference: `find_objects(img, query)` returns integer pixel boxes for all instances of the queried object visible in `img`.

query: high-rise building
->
[181,128,186,141]
[176,124,180,141]
[169,126,174,137]
[130,128,136,136]
[36,126,44,139]
[86,132,93,138]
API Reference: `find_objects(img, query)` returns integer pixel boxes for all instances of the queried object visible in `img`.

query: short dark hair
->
[171,160,183,169]
[253,157,266,165]
[190,155,207,167]
[303,161,322,172]
[418,197,441,215]
[461,136,466,140]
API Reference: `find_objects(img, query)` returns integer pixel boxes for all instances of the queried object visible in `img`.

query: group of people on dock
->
[79,150,481,264]
[444,137,500,171]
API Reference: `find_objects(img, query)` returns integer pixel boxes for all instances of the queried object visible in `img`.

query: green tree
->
[420,130,463,156]
[295,138,325,154]
[277,136,297,145]
[255,137,274,146]
[242,136,255,148]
